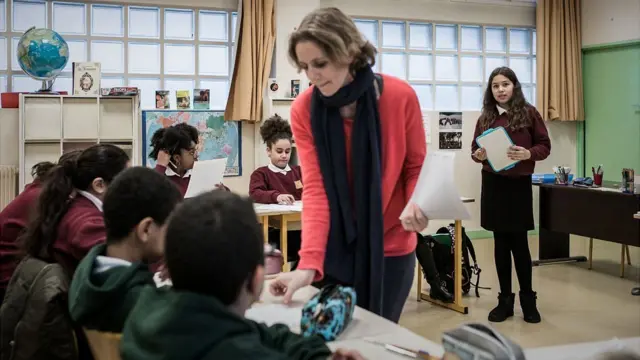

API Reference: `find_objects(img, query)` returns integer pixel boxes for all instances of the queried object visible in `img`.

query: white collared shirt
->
[94,256,132,274]
[268,163,291,175]
[497,105,508,115]
[165,166,191,178]
[77,189,103,212]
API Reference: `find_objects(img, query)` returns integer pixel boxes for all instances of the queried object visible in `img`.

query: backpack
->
[428,224,484,297]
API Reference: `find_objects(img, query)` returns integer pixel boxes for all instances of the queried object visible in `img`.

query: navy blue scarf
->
[310,66,385,315]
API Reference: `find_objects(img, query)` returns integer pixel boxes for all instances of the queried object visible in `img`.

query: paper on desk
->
[184,158,227,198]
[254,201,302,213]
[407,152,470,220]
[245,303,302,332]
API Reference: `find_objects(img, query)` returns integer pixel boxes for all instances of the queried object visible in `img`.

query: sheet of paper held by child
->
[184,158,227,198]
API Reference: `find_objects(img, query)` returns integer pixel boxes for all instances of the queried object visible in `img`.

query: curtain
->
[536,0,584,121]
[224,0,276,122]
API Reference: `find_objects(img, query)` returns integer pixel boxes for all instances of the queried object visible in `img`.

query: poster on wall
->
[439,112,462,130]
[438,111,463,150]
[141,110,242,176]
[439,132,462,150]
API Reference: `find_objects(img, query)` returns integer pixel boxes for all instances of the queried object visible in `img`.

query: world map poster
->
[142,110,242,176]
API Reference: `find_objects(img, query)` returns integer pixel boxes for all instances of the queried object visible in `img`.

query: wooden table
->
[255,204,302,272]
[416,197,475,315]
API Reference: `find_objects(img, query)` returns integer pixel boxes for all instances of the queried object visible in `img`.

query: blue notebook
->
[475,126,520,172]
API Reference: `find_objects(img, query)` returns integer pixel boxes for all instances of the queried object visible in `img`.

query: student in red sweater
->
[20,144,130,275]
[269,7,428,323]
[471,67,550,324]
[150,123,228,197]
[0,151,81,301]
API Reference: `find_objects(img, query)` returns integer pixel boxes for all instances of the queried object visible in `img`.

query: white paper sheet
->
[408,151,471,220]
[184,158,227,198]
[245,303,302,332]
[475,126,518,172]
[254,201,302,213]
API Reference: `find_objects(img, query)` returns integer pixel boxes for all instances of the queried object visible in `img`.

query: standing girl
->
[471,67,551,324]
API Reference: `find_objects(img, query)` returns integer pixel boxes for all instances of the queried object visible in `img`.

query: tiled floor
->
[399,236,640,348]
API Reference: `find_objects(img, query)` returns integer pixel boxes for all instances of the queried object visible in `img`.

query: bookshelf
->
[18,94,141,191]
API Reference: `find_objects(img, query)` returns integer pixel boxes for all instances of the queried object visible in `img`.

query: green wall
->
[582,41,640,181]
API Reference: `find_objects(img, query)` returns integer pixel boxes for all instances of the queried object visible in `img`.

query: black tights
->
[494,231,533,294]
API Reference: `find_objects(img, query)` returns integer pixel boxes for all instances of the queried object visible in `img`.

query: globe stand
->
[30,79,62,95]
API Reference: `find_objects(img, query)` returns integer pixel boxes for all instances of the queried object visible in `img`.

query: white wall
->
[581,0,640,47]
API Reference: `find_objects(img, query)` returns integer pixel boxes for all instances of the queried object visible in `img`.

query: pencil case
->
[300,284,356,341]
[442,323,525,360]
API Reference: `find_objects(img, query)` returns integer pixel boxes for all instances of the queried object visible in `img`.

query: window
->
[353,19,537,110]
[0,1,236,109]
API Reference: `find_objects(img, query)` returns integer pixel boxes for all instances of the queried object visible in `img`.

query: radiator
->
[0,166,18,210]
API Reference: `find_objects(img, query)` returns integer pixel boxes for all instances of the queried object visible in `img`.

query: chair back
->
[83,329,122,360]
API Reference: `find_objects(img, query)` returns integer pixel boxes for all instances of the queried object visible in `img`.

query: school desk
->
[254,203,302,272]
[535,183,640,276]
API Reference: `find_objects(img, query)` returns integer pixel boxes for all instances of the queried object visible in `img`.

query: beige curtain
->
[224,0,276,122]
[536,0,584,121]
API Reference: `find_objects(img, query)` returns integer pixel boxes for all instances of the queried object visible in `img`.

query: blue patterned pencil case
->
[300,284,356,341]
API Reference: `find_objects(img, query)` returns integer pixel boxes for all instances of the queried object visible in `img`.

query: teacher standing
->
[270,7,428,323]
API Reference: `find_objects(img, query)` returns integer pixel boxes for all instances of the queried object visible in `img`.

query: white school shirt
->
[267,163,291,175]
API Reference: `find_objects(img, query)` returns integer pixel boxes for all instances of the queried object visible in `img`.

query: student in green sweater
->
[120,190,364,360]
[68,166,182,333]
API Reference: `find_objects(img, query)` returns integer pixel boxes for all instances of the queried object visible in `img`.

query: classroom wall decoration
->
[438,111,463,150]
[142,110,242,176]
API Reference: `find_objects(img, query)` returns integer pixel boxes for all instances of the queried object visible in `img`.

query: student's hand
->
[269,269,315,304]
[399,203,429,232]
[157,150,171,167]
[473,148,487,161]
[214,183,227,191]
[276,194,295,205]
[331,349,366,360]
[507,145,531,161]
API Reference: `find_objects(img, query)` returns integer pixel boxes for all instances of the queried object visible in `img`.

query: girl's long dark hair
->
[479,66,531,131]
[30,150,83,182]
[21,144,129,259]
[149,123,199,160]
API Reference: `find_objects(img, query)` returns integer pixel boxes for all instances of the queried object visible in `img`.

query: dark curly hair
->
[479,66,531,132]
[30,150,83,181]
[259,114,293,148]
[149,123,199,160]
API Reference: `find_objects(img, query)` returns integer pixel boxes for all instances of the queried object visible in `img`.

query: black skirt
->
[481,170,534,232]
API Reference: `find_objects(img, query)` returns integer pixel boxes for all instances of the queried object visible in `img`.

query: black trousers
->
[493,231,533,294]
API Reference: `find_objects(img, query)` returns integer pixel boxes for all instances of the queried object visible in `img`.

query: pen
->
[364,339,435,359]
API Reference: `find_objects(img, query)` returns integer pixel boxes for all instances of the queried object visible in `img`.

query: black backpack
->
[429,224,484,297]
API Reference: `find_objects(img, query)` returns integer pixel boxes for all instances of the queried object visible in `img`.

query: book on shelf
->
[100,87,139,97]
[290,80,300,98]
[156,91,170,109]
[176,90,191,109]
[72,62,101,96]
[193,89,210,109]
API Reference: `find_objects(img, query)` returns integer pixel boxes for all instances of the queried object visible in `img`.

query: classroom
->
[0,0,639,359]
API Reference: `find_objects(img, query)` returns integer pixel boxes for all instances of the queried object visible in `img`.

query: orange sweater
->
[290,74,426,280]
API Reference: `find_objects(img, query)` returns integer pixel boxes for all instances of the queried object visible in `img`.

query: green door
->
[583,42,640,182]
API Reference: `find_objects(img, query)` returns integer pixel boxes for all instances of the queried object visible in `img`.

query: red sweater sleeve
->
[154,164,167,174]
[528,107,551,162]
[403,90,427,202]
[290,97,330,281]
[249,169,280,204]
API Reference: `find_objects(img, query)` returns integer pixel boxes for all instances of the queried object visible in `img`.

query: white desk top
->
[524,337,640,360]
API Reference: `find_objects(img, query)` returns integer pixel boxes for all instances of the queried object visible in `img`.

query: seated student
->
[0,151,80,301]
[121,191,362,360]
[20,144,130,275]
[149,123,229,197]
[68,166,182,333]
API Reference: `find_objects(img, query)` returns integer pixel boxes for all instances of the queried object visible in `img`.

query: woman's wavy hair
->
[288,7,377,74]
[479,66,531,131]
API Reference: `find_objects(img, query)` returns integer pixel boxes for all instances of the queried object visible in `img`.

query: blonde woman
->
[270,7,428,323]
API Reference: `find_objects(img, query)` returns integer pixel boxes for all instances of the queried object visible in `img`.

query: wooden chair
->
[84,329,122,360]
[588,238,632,277]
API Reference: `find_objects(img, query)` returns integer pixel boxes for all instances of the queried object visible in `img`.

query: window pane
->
[165,79,195,109]
[0,75,7,94]
[531,85,536,106]
[232,12,238,42]
[509,57,531,84]
[381,53,406,79]
[523,86,533,104]
[128,78,160,109]
[199,79,229,110]
[101,77,124,88]
[0,37,6,70]
[129,6,159,38]
[165,44,195,75]
[412,84,433,110]
[510,28,530,54]
[408,54,432,81]
[129,43,160,74]
[485,56,506,78]
[64,40,87,71]
[435,24,457,51]
[13,0,47,32]
[435,54,458,81]
[11,37,20,70]
[91,4,123,37]
[200,10,227,41]
[91,41,124,73]
[461,85,483,110]
[461,25,481,51]
[485,27,506,53]
[12,75,40,92]
[532,56,537,83]
[435,85,459,111]
[532,30,536,55]
[53,76,72,93]
[165,9,194,40]
[354,19,377,45]
[382,21,404,49]
[199,45,228,76]
[409,23,432,50]
[53,2,85,35]
[0,0,5,31]
[460,55,482,82]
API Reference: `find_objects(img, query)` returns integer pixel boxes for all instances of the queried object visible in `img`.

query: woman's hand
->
[157,150,171,167]
[473,148,487,161]
[399,203,429,232]
[276,194,295,205]
[269,269,316,304]
[507,145,531,161]
[331,349,366,360]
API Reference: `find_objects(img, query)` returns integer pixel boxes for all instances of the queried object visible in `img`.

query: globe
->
[16,27,69,92]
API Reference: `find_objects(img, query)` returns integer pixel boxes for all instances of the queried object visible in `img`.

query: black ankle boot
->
[519,290,541,323]
[429,278,454,303]
[488,293,514,322]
